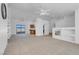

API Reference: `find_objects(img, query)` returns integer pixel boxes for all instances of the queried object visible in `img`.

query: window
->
[16,24,25,34]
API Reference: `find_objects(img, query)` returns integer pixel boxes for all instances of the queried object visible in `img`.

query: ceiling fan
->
[37,8,51,16]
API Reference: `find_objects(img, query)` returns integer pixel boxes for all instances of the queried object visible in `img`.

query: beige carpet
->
[4,34,79,55]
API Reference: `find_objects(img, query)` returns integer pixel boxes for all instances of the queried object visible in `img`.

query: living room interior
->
[1,3,79,55]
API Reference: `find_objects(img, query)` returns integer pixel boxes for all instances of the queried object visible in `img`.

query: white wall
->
[75,9,79,44]
[35,18,49,36]
[55,15,75,28]
[49,19,56,33]
[49,15,75,33]
[8,7,16,35]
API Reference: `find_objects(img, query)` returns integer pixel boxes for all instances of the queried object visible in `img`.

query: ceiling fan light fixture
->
[40,12,49,16]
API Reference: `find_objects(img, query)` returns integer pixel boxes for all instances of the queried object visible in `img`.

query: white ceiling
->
[8,3,79,18]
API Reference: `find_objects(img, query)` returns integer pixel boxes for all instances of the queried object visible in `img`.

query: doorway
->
[29,24,36,35]
[43,24,45,35]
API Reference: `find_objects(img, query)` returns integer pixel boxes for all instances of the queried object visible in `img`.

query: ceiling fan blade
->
[40,12,50,16]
